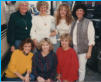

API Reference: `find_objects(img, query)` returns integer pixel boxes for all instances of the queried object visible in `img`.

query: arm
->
[14,72,25,81]
[30,16,37,40]
[86,45,93,59]
[7,14,16,51]
[56,50,61,75]
[50,16,56,37]
[32,55,45,81]
[87,21,95,59]
[8,51,25,80]
[30,16,38,46]
[49,53,57,80]
[32,54,39,78]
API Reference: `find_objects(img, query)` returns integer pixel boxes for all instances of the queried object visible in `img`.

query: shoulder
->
[69,48,77,54]
[49,15,55,20]
[84,18,92,22]
[56,47,62,53]
[32,15,40,20]
[11,49,22,57]
[13,49,22,54]
[26,11,32,18]
[9,11,18,19]
[29,52,34,57]
[26,11,31,16]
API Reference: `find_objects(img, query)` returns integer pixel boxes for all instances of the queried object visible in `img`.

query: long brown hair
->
[56,4,73,25]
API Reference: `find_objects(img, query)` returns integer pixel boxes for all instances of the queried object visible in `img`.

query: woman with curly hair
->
[30,1,57,52]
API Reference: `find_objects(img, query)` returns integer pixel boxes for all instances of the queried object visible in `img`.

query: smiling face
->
[76,8,85,19]
[60,6,67,18]
[61,39,70,50]
[40,5,47,14]
[42,41,50,52]
[19,3,28,14]
[23,43,32,54]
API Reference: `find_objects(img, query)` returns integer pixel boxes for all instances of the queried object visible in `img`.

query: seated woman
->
[32,38,57,82]
[4,38,34,81]
[56,34,79,82]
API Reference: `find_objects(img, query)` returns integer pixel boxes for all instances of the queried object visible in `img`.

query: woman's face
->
[40,5,47,14]
[61,39,70,49]
[76,8,85,19]
[19,3,28,14]
[23,43,31,54]
[60,6,67,18]
[42,42,50,52]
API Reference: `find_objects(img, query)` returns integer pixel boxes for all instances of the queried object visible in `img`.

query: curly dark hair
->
[72,4,87,18]
[19,38,34,51]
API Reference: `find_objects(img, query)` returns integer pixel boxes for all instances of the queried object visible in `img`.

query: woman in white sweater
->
[55,4,73,47]
[30,1,57,52]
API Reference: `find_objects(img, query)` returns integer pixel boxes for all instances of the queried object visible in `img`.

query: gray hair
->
[16,1,29,11]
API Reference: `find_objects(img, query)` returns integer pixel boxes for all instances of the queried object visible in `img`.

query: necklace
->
[22,18,27,30]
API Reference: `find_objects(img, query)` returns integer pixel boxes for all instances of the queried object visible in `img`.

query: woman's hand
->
[50,30,56,37]
[56,74,61,80]
[11,46,15,52]
[24,73,30,82]
[86,45,93,59]
[33,39,38,47]
[37,76,45,82]
[45,79,51,82]
[86,51,91,59]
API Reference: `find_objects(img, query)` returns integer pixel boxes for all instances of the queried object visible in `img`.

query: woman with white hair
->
[7,1,32,52]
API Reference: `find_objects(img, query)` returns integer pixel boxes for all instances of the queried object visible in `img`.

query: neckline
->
[61,47,71,52]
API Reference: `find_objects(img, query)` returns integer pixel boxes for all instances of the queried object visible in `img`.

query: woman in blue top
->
[32,38,57,82]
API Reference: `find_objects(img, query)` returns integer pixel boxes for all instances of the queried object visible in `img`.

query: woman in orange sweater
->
[4,38,34,81]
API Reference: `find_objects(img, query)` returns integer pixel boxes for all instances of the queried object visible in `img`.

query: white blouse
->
[57,19,71,36]
[30,15,57,44]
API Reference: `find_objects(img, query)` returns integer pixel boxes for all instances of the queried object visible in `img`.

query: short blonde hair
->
[38,38,53,51]
[16,1,29,11]
[37,1,49,11]
[60,33,72,43]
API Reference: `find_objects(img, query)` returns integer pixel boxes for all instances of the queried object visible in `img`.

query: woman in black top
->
[7,1,32,52]
[32,38,57,82]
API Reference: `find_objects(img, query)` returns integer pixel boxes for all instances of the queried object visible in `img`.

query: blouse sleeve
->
[27,54,33,72]
[50,16,56,31]
[30,16,37,40]
[56,50,61,74]
[88,21,95,46]
[7,51,17,73]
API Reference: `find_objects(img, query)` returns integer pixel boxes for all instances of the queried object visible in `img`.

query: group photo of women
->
[2,1,95,82]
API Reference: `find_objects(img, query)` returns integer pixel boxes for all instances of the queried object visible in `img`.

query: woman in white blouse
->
[30,1,56,52]
[55,4,73,47]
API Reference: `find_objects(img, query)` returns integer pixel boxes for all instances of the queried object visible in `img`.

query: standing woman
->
[30,1,57,52]
[56,4,73,47]
[71,4,95,82]
[7,1,32,52]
